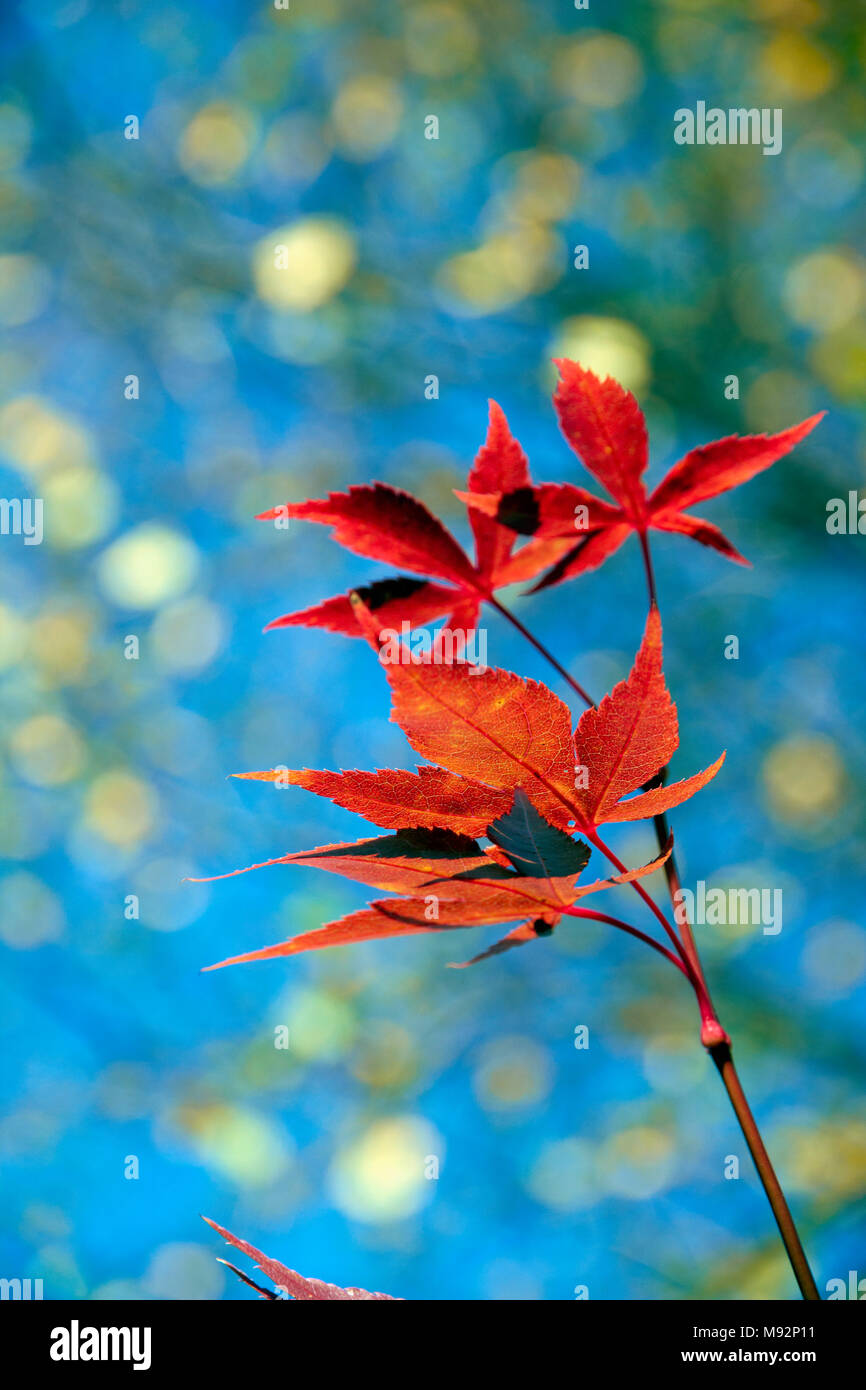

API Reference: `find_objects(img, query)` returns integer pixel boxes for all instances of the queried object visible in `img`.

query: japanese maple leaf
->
[199,607,712,972]
[351,596,723,837]
[460,360,824,589]
[569,607,726,829]
[231,764,513,837]
[203,1218,399,1301]
[257,402,577,641]
[195,826,510,899]
[200,791,672,972]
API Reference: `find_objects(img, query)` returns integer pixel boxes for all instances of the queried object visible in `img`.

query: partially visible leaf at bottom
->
[203,1217,400,1301]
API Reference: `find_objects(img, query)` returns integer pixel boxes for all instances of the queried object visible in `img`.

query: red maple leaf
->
[354,597,722,837]
[232,764,512,836]
[197,608,714,972]
[199,795,672,972]
[570,607,725,828]
[258,402,576,642]
[203,1218,399,1300]
[460,360,824,589]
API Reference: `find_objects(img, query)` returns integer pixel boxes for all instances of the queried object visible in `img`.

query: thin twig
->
[490,591,700,977]
[489,596,594,708]
[488,535,820,1299]
[635,533,715,1004]
[561,904,691,975]
[710,1044,820,1300]
[640,528,820,1300]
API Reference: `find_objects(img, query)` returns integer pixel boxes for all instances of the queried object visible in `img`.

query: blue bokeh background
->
[0,1,864,1300]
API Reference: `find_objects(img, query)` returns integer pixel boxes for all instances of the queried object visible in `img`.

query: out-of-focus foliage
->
[0,0,863,1301]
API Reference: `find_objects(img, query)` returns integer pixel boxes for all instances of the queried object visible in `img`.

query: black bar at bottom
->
[0,1298,860,1375]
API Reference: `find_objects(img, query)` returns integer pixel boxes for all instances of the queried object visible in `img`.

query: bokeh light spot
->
[801,919,866,1000]
[97,524,200,609]
[770,1115,866,1201]
[84,769,158,847]
[783,249,863,333]
[526,1137,596,1212]
[10,713,86,786]
[42,466,119,549]
[473,1035,553,1115]
[329,1117,441,1222]
[759,32,836,100]
[0,253,50,326]
[151,597,226,674]
[29,607,94,685]
[330,76,403,162]
[350,1021,417,1088]
[179,102,256,185]
[404,4,479,76]
[761,734,845,823]
[547,317,651,394]
[0,870,65,948]
[436,225,560,316]
[599,1126,675,1199]
[166,1103,293,1188]
[282,987,357,1063]
[252,218,356,312]
[555,34,644,108]
[0,396,94,476]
